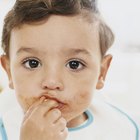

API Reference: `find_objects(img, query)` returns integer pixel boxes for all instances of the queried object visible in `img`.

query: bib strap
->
[0,118,8,140]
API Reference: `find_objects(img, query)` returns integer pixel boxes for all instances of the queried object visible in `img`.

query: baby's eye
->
[66,60,85,71]
[22,58,41,69]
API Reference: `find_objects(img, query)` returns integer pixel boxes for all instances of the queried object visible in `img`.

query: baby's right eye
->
[22,58,41,69]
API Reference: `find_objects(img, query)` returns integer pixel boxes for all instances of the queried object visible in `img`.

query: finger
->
[60,127,68,139]
[55,117,67,132]
[46,108,62,123]
[31,99,59,117]
[23,97,45,122]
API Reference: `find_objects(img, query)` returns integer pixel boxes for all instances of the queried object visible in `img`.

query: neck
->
[67,112,88,128]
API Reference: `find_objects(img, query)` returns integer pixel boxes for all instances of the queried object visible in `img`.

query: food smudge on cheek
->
[73,90,93,105]
[18,94,40,113]
[24,95,65,112]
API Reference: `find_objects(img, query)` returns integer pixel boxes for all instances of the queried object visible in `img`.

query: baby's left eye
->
[66,60,85,71]
[22,58,41,69]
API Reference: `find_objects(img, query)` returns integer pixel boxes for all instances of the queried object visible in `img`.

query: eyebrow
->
[63,48,92,57]
[16,47,92,57]
[16,47,39,55]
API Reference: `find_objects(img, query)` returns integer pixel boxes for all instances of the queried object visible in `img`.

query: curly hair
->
[1,0,114,57]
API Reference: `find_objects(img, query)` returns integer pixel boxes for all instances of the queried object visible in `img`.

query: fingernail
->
[40,96,46,102]
[53,109,61,116]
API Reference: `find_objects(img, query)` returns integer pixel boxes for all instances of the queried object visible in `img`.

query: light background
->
[0,0,140,125]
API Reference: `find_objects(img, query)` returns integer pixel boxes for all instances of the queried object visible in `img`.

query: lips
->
[41,94,66,110]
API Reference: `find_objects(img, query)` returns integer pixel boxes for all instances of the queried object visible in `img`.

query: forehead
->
[10,15,100,57]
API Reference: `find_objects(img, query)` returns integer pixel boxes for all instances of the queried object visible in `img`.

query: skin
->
[1,15,112,140]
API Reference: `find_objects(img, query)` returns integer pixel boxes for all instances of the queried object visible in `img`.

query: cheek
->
[68,74,98,109]
[73,89,94,107]
[11,70,39,112]
[16,93,37,112]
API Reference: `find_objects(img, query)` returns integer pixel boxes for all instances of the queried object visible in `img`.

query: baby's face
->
[8,15,101,122]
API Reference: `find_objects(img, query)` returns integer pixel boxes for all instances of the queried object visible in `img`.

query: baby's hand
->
[20,98,68,140]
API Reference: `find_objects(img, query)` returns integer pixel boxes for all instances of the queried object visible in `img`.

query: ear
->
[0,55,14,89]
[96,54,112,90]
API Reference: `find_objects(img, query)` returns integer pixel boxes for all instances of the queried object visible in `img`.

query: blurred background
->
[0,0,140,125]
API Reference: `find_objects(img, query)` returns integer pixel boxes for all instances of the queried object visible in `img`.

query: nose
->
[41,68,64,91]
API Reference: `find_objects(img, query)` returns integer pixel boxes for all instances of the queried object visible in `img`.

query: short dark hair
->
[1,0,114,57]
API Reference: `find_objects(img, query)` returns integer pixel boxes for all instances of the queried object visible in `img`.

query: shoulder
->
[0,90,22,140]
[89,98,139,140]
[1,106,23,140]
[0,116,8,140]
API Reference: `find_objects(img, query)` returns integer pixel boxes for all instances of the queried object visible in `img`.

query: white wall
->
[99,0,140,49]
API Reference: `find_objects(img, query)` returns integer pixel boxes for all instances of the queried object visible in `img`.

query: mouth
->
[41,94,67,110]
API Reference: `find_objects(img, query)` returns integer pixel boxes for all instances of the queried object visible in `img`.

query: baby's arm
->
[20,97,68,140]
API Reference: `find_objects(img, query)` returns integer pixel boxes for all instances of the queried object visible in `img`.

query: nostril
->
[41,80,64,91]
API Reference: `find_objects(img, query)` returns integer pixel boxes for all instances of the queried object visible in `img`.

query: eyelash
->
[22,57,41,70]
[21,57,86,72]
[66,59,86,72]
